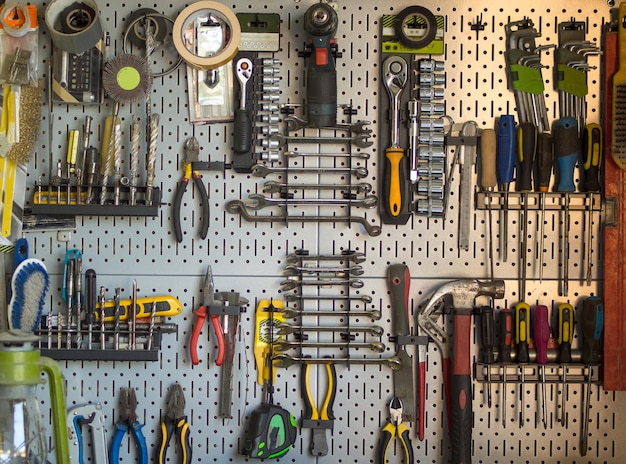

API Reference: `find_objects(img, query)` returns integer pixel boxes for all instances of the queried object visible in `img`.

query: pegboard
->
[12,0,624,462]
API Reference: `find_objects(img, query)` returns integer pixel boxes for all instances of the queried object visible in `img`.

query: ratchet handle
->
[233,108,252,154]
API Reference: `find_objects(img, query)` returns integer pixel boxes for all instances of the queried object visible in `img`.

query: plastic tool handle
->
[210,314,226,366]
[480,128,497,190]
[497,115,516,188]
[582,123,603,193]
[85,269,97,324]
[515,302,531,363]
[233,108,252,154]
[534,305,550,365]
[536,132,554,192]
[192,174,209,240]
[479,306,495,364]
[581,297,604,364]
[553,117,579,192]
[451,313,473,464]
[497,308,513,363]
[189,306,207,366]
[172,176,189,243]
[516,122,537,192]
[387,264,410,336]
[385,146,409,218]
[176,417,192,464]
[558,303,575,363]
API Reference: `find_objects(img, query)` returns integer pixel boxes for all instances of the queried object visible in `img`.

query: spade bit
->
[243,193,378,210]
[252,163,369,179]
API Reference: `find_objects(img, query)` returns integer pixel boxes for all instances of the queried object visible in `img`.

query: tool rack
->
[11,0,626,463]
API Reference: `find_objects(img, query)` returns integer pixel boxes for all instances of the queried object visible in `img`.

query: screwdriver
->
[516,122,536,298]
[497,115,517,263]
[85,269,97,350]
[515,302,531,427]
[478,306,495,408]
[535,133,553,282]
[580,296,604,456]
[557,302,574,426]
[497,307,514,426]
[533,305,550,429]
[480,128,497,279]
[582,124,602,286]
[553,117,579,297]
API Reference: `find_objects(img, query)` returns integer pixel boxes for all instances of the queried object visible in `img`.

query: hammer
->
[417,279,505,464]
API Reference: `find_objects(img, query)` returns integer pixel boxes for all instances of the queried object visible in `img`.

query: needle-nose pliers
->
[109,387,148,464]
[172,137,209,242]
[156,383,191,463]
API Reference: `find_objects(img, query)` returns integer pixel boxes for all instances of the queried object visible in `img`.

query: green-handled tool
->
[243,396,297,459]
[582,123,602,286]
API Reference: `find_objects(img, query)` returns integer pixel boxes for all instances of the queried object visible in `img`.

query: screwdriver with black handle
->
[535,133,553,282]
[497,115,517,263]
[553,117,579,297]
[582,124,602,286]
[478,306,495,408]
[557,302,574,426]
[534,305,550,429]
[515,302,531,427]
[516,122,536,298]
[580,296,604,457]
[498,307,514,427]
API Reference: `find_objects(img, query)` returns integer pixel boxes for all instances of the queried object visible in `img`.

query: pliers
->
[377,397,414,464]
[172,136,209,242]
[189,265,215,365]
[109,388,148,464]
[301,359,337,456]
[157,383,191,464]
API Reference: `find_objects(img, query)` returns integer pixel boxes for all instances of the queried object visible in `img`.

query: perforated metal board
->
[20,0,626,462]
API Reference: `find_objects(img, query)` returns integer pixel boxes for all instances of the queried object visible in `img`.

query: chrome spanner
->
[272,353,402,370]
[280,278,364,290]
[284,115,373,134]
[276,323,384,337]
[273,340,386,353]
[284,150,370,160]
[244,193,378,210]
[281,307,382,320]
[252,163,369,179]
[263,180,372,194]
[283,293,372,303]
[283,263,364,276]
[270,132,374,148]
[286,251,367,264]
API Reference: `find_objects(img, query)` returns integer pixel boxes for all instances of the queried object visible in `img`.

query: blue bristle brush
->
[8,258,49,332]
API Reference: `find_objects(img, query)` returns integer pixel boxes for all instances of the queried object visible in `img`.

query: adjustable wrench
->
[244,193,378,210]
[252,163,369,179]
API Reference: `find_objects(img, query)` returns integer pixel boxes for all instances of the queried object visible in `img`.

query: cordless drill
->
[302,2,340,128]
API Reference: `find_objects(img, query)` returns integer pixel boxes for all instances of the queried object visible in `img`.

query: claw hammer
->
[417,279,505,464]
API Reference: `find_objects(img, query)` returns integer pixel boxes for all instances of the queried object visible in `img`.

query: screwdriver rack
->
[16,0,626,463]
[475,363,602,385]
[475,191,602,211]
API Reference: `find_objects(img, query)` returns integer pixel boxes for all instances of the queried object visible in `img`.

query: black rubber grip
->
[172,179,188,243]
[85,269,97,324]
[306,66,337,128]
[387,264,410,337]
[479,306,495,364]
[516,122,536,192]
[582,124,602,193]
[233,108,252,154]
[497,309,513,363]
[535,132,553,192]
[451,373,473,464]
[193,175,209,240]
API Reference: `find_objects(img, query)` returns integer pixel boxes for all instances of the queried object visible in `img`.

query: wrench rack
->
[16,0,626,463]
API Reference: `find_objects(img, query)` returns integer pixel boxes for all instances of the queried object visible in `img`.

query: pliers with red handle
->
[190,266,215,365]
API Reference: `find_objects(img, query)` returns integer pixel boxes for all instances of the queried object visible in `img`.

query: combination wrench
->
[283,115,373,134]
[243,193,378,210]
[276,323,385,337]
[273,340,386,353]
[263,180,373,194]
[280,278,365,290]
[252,163,369,179]
[280,307,382,320]
[283,263,365,276]
[283,293,372,303]
[270,132,374,148]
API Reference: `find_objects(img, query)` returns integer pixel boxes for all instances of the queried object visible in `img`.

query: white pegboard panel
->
[17,0,626,463]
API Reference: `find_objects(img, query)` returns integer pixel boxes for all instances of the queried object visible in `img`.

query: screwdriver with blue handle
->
[497,115,517,262]
[553,117,579,297]
[580,296,603,456]
[582,124,602,286]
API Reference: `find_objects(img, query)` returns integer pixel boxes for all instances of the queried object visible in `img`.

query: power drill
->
[301,2,340,128]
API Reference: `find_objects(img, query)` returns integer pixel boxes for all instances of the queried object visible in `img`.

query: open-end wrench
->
[281,308,382,320]
[284,115,373,134]
[283,293,372,303]
[286,251,367,264]
[273,340,386,353]
[276,323,385,337]
[283,263,364,276]
[244,193,378,210]
[252,163,369,179]
[272,354,402,370]
[283,150,371,159]
[280,278,364,290]
[263,180,372,194]
[226,200,382,236]
[270,132,374,148]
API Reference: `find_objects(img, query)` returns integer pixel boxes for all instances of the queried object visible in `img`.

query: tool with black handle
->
[478,306,495,408]
[535,132,553,282]
[534,305,550,429]
[515,302,531,427]
[497,115,517,262]
[387,264,415,423]
[234,58,253,154]
[580,296,603,456]
[582,123,602,286]
[516,122,536,298]
[557,302,574,425]
[301,360,336,457]
[553,117,579,297]
[85,269,97,350]
[498,307,514,426]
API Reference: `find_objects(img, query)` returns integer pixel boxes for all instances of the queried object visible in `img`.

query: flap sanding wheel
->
[394,6,437,49]
[102,54,153,104]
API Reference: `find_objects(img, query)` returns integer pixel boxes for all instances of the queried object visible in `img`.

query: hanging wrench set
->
[1,0,625,463]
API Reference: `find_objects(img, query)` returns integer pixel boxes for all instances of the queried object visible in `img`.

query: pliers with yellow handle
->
[172,137,209,242]
[156,383,191,464]
[377,397,413,464]
[301,359,337,457]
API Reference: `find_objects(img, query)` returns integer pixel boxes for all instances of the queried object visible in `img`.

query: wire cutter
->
[377,397,413,464]
[301,359,337,456]
[109,388,148,464]
[172,136,209,242]
[157,383,191,464]
[190,265,215,365]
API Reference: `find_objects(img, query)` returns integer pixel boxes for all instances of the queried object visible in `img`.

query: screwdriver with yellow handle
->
[582,123,602,286]
[382,55,411,224]
[515,302,531,427]
[557,302,574,426]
